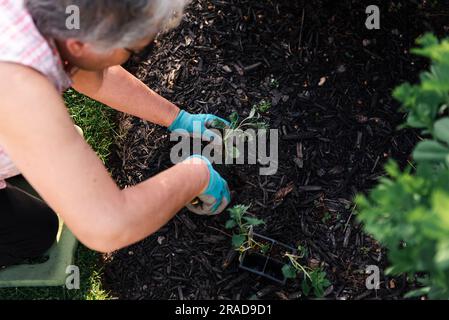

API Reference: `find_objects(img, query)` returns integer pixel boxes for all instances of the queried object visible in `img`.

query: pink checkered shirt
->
[0,0,72,189]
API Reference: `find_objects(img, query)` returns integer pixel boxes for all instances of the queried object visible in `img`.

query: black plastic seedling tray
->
[239,233,297,284]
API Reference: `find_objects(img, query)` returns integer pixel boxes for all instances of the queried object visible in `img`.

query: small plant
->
[269,78,280,89]
[225,204,266,254]
[254,100,272,113]
[212,107,268,131]
[212,106,268,159]
[282,246,331,298]
[321,212,332,224]
[302,268,331,298]
[226,205,331,292]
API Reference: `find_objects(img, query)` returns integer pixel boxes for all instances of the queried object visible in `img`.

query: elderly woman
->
[0,0,230,267]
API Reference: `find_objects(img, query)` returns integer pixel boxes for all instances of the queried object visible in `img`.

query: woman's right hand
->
[185,155,231,215]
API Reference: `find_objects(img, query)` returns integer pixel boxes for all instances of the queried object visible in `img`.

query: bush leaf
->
[434,118,449,144]
[413,140,449,162]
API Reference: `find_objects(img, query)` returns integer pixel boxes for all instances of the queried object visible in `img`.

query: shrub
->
[356,34,449,299]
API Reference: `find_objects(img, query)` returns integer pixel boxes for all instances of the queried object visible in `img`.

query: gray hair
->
[25,0,190,51]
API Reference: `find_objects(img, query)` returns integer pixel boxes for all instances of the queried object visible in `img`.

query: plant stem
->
[284,253,312,281]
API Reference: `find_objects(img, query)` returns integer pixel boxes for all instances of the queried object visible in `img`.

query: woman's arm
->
[71,66,180,127]
[0,62,209,253]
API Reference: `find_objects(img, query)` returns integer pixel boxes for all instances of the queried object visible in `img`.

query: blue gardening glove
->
[168,110,230,144]
[186,155,231,215]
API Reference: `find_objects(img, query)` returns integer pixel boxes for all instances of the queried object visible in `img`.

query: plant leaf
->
[301,278,311,296]
[254,122,268,129]
[243,216,265,226]
[228,204,248,221]
[435,239,449,269]
[282,264,297,279]
[413,140,449,163]
[211,118,228,129]
[229,112,239,128]
[403,287,431,299]
[249,107,257,119]
[434,118,449,144]
[232,234,246,248]
[225,219,237,229]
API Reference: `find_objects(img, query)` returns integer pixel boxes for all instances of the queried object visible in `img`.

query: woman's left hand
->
[168,110,230,144]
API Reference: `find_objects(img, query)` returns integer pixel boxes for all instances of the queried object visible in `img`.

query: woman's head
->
[25,0,189,70]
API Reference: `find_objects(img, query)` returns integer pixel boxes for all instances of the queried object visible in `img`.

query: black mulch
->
[102,0,449,299]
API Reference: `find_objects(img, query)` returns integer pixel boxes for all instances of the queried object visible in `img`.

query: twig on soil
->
[298,8,305,57]
[207,225,232,238]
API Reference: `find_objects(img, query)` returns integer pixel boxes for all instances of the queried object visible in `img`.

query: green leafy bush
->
[357,34,449,299]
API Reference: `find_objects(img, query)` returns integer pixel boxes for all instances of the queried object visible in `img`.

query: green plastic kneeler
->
[0,176,78,288]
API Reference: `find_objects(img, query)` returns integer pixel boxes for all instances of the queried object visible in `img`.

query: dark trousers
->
[0,178,58,268]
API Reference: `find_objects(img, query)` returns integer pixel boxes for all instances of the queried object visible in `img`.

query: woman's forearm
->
[113,158,209,251]
[72,66,180,127]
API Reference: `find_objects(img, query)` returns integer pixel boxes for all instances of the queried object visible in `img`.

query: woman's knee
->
[1,185,59,259]
[35,206,59,251]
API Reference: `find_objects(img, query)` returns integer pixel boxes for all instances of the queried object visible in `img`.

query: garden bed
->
[103,0,449,299]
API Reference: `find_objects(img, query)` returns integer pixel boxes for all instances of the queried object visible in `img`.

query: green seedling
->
[225,204,266,256]
[301,268,331,298]
[254,100,272,113]
[269,78,280,89]
[212,107,268,131]
[282,245,331,298]
[321,212,332,224]
[211,107,268,159]
[259,242,271,255]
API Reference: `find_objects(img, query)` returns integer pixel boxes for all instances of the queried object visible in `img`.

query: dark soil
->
[103,0,449,299]
[268,242,293,262]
